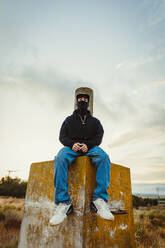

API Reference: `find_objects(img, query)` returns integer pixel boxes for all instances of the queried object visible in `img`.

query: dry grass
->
[134,205,165,248]
[0,196,165,247]
[0,196,24,248]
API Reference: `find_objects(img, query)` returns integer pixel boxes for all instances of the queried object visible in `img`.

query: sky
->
[1,0,165,195]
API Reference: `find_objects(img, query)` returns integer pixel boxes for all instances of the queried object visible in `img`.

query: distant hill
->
[132,183,165,197]
[134,193,165,199]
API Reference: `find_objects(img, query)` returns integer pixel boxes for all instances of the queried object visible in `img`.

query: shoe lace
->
[54,203,68,215]
[97,199,110,211]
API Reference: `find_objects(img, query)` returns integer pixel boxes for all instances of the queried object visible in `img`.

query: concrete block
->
[18,156,135,248]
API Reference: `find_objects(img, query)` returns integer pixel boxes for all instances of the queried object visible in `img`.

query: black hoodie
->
[59,109,104,151]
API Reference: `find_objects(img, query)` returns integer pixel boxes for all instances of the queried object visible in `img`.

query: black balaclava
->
[76,94,89,115]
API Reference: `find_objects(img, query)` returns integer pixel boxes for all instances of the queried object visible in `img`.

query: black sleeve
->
[85,119,104,150]
[59,117,75,148]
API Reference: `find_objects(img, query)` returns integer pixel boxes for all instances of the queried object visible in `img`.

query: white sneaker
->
[49,203,73,226]
[92,198,114,220]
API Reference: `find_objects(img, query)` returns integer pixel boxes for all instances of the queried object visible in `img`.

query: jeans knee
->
[95,152,110,168]
[54,154,67,169]
[92,147,110,159]
[57,146,70,157]
[100,151,109,160]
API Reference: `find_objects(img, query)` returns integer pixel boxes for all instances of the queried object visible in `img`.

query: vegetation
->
[133,195,158,208]
[134,206,165,248]
[0,176,27,198]
[0,195,165,248]
[0,177,164,247]
[0,196,24,248]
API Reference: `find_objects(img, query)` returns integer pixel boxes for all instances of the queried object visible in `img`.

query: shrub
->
[0,176,27,198]
[150,217,164,227]
[0,207,5,221]
[3,240,18,248]
[148,213,154,220]
[3,205,16,212]
[139,213,144,219]
[4,211,21,230]
[135,223,146,241]
[133,195,158,208]
[134,208,165,248]
[159,229,165,239]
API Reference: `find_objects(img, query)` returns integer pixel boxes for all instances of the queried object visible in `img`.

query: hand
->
[72,143,88,153]
[79,143,88,153]
[72,143,82,152]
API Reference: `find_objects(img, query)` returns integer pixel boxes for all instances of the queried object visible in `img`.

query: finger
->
[73,144,79,150]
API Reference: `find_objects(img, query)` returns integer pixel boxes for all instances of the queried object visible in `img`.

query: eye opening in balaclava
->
[76,93,90,102]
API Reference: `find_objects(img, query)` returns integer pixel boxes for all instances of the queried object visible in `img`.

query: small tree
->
[132,195,158,208]
[0,176,27,198]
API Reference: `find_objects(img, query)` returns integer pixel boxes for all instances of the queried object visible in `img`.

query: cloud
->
[125,154,165,168]
[93,91,121,122]
[147,0,165,27]
[133,80,165,94]
[132,170,165,183]
[0,63,111,116]
[115,54,165,71]
[0,66,73,111]
[139,0,165,27]
[142,103,165,128]
[108,126,163,148]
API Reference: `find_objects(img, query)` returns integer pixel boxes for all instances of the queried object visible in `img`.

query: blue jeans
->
[54,145,111,204]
